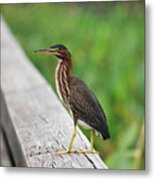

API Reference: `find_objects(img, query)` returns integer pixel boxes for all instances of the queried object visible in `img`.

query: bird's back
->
[69,76,110,140]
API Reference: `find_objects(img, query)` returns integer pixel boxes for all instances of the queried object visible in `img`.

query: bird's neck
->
[55,59,72,104]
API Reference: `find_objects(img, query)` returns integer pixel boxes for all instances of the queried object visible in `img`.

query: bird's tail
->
[102,132,110,140]
[101,126,110,140]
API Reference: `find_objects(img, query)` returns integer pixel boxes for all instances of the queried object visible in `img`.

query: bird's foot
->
[54,150,79,155]
[54,149,99,155]
[77,150,99,154]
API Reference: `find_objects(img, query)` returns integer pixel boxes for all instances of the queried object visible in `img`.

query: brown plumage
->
[70,76,110,139]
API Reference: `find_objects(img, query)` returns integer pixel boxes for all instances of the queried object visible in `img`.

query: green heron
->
[34,44,110,155]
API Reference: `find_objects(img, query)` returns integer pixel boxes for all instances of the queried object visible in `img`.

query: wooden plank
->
[1,19,107,169]
[0,128,13,167]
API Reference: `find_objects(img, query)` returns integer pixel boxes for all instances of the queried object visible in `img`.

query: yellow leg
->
[68,125,77,151]
[55,126,77,155]
[90,128,94,151]
[55,128,98,155]
[78,129,99,154]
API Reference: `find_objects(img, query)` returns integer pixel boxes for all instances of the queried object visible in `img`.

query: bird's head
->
[34,44,71,61]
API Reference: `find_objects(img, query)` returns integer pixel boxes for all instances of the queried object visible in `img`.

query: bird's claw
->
[54,149,99,155]
[77,150,99,154]
[54,150,78,155]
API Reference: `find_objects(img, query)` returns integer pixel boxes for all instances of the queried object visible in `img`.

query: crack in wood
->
[84,154,97,169]
[39,114,49,124]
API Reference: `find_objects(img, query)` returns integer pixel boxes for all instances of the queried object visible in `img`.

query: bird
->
[34,44,110,155]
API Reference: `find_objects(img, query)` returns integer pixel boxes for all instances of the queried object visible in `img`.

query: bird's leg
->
[68,125,77,151]
[55,128,98,155]
[77,129,99,154]
[90,128,94,151]
[55,126,78,155]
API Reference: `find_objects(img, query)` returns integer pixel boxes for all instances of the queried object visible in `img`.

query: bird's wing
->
[70,76,110,139]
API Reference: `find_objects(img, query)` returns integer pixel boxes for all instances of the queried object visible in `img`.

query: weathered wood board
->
[0,128,13,167]
[1,19,107,169]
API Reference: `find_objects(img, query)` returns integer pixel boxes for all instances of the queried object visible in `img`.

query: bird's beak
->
[33,48,52,54]
[34,48,59,56]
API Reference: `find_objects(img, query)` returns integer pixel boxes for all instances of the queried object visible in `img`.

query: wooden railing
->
[1,19,107,169]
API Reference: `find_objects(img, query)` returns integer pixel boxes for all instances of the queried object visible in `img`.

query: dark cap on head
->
[49,44,67,50]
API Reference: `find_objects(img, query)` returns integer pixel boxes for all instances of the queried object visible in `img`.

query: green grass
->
[1,1,145,169]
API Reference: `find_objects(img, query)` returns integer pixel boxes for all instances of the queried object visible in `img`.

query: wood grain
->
[1,19,107,169]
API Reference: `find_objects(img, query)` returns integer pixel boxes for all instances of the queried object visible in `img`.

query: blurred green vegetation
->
[1,1,144,169]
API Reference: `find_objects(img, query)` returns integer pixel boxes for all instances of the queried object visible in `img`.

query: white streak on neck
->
[55,61,63,101]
